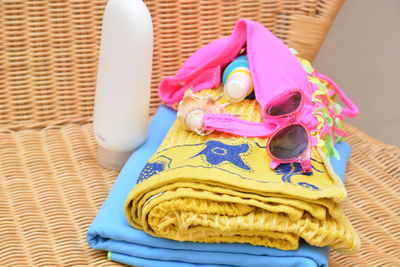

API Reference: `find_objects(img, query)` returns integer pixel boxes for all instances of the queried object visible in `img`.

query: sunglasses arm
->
[270,160,280,169]
[270,158,312,173]
[269,144,313,173]
[299,160,312,173]
[298,147,312,172]
[203,113,278,137]
[270,159,312,173]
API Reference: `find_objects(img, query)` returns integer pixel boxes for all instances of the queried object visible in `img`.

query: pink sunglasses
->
[263,90,313,172]
[203,89,314,171]
[203,71,358,173]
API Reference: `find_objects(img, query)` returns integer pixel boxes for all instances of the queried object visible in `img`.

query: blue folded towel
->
[87,105,352,267]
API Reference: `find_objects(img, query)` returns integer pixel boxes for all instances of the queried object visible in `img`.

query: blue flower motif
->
[275,162,310,183]
[274,158,323,190]
[297,182,319,190]
[137,155,172,184]
[192,140,251,170]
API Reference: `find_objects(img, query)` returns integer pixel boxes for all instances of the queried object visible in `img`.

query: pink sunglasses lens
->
[269,125,308,160]
[266,91,302,116]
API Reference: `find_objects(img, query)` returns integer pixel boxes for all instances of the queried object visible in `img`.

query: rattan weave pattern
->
[0,0,343,130]
[0,123,399,266]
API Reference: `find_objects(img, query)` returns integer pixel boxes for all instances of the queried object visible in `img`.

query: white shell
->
[177,89,228,136]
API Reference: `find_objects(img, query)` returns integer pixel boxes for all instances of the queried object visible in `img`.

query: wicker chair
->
[0,1,398,266]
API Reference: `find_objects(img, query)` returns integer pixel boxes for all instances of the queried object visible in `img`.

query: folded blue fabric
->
[87,105,352,267]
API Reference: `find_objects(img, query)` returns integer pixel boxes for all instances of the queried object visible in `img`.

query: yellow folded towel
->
[125,89,360,254]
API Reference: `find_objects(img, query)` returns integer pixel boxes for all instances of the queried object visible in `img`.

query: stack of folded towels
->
[87,19,360,267]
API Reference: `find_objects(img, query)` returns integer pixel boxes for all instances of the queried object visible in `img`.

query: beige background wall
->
[313,0,400,146]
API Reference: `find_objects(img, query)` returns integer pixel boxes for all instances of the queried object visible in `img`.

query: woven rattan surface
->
[0,0,343,131]
[0,123,399,266]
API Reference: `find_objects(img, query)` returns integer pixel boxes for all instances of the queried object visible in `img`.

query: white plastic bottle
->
[222,55,254,102]
[93,0,153,170]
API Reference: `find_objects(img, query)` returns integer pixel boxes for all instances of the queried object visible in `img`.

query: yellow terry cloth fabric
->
[125,89,360,254]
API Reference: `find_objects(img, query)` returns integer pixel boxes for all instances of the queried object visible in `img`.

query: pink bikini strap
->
[203,113,278,137]
[313,71,359,118]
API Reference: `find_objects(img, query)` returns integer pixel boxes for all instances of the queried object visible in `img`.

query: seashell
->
[177,89,229,136]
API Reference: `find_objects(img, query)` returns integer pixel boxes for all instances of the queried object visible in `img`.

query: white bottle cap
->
[97,145,133,171]
[224,72,252,102]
